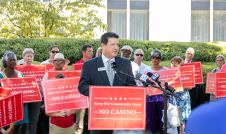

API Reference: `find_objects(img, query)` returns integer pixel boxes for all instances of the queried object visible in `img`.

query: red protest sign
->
[45,64,68,71]
[147,69,183,96]
[206,73,216,94]
[47,71,81,79]
[180,65,195,88]
[0,93,23,128]
[89,86,146,130]
[215,72,226,97]
[15,65,46,82]
[73,63,83,71]
[0,88,11,99]
[184,62,203,84]
[42,77,88,113]
[1,77,42,103]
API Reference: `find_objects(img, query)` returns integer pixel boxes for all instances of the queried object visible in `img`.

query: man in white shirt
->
[133,49,148,74]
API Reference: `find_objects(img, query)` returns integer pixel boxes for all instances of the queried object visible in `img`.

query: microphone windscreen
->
[146,72,153,77]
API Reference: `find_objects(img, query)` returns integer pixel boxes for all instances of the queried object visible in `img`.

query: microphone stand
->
[155,81,177,134]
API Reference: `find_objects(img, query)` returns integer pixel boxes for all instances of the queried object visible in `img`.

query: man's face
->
[83,47,93,59]
[216,57,224,68]
[24,53,34,65]
[134,51,144,62]
[53,59,65,70]
[49,47,59,59]
[121,50,132,59]
[185,51,194,61]
[101,38,119,59]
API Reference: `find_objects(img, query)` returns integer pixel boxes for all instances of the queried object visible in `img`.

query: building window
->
[191,11,210,42]
[107,11,127,39]
[213,11,226,41]
[130,11,149,40]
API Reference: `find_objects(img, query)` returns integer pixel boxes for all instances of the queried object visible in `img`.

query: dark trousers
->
[146,101,164,134]
[189,85,207,110]
[28,102,41,134]
[37,105,49,134]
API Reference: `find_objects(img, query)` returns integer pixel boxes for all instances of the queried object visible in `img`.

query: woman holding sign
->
[144,49,167,134]
[210,55,225,101]
[18,48,42,134]
[2,51,29,134]
[171,56,191,134]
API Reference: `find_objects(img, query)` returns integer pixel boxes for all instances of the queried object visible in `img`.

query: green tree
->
[0,0,106,38]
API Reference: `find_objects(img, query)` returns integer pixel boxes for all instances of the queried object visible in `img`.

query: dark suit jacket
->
[78,56,136,96]
[78,56,136,134]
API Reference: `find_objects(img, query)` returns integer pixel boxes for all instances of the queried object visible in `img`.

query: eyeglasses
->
[135,54,143,57]
[51,51,59,54]
[151,56,160,59]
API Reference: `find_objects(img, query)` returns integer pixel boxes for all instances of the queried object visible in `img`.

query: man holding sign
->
[78,32,136,134]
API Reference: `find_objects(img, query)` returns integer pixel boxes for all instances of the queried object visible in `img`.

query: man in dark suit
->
[78,32,136,134]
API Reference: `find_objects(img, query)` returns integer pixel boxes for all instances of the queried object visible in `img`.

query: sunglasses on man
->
[51,51,59,54]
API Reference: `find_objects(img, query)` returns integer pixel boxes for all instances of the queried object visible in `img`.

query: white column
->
[149,0,151,40]
[126,0,130,39]
[210,0,213,42]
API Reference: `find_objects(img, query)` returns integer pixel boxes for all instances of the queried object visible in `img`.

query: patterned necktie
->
[106,60,114,86]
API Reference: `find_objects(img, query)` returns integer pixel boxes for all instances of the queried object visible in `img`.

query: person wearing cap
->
[120,45,133,59]
[144,49,168,134]
[18,48,42,134]
[41,46,60,65]
[120,45,139,77]
[43,53,78,134]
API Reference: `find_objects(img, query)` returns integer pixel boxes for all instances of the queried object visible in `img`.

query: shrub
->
[0,38,223,64]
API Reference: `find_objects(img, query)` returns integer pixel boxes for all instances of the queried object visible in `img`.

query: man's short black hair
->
[101,32,119,45]
[49,45,59,51]
[81,44,93,52]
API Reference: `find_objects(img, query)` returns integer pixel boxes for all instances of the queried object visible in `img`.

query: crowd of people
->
[0,32,225,134]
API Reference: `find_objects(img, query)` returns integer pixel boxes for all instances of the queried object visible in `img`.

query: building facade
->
[107,0,226,42]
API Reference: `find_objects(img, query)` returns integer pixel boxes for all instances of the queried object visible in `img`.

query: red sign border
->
[0,93,24,128]
[1,77,42,103]
[42,77,88,113]
[88,86,146,130]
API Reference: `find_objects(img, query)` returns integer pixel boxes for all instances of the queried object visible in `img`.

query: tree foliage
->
[0,0,106,38]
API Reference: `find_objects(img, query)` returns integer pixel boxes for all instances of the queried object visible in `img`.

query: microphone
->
[135,73,155,87]
[146,72,175,93]
[110,61,136,86]
[146,72,160,84]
